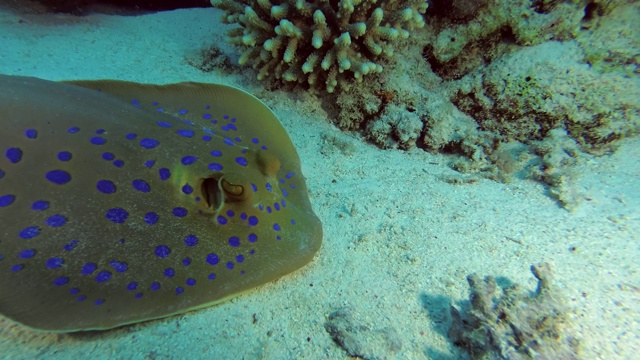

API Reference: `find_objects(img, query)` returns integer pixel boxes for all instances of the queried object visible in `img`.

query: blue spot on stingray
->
[228,236,240,247]
[25,129,38,139]
[203,113,212,119]
[286,172,295,179]
[182,257,191,266]
[186,278,196,286]
[241,213,247,220]
[206,253,219,265]
[251,138,259,144]
[267,206,272,214]
[102,152,115,161]
[173,207,187,217]
[251,184,258,192]
[135,293,143,299]
[77,295,86,302]
[82,262,97,275]
[140,138,159,149]
[67,127,80,134]
[208,273,216,280]
[236,254,244,263]
[291,219,296,225]
[144,160,156,168]
[19,249,36,258]
[159,168,171,181]
[184,234,198,247]
[261,145,268,150]
[132,179,151,192]
[113,159,124,168]
[95,271,112,283]
[208,163,223,171]
[31,200,49,211]
[19,226,41,239]
[266,183,273,192]
[157,121,172,128]
[6,148,22,164]
[182,184,193,195]
[210,150,222,157]
[46,170,71,185]
[53,277,69,286]
[226,261,234,270]
[0,194,15,207]
[273,223,281,231]
[248,216,259,226]
[69,288,79,294]
[248,233,258,243]
[57,151,72,161]
[145,212,159,225]
[150,282,161,291]
[46,257,64,269]
[96,180,116,194]
[282,189,289,197]
[110,260,128,273]
[223,138,235,146]
[90,136,106,145]
[64,240,79,251]
[179,109,188,115]
[235,157,248,166]
[177,129,194,138]
[105,208,128,223]
[226,210,235,217]
[258,204,264,211]
[234,137,241,142]
[181,156,197,165]
[164,268,175,277]
[216,216,227,225]
[126,133,137,140]
[95,129,105,134]
[155,245,171,258]
[127,282,138,290]
[175,287,184,295]
[95,299,106,305]
[131,99,139,105]
[11,264,24,272]
[274,202,280,211]
[202,135,212,142]
[46,214,67,227]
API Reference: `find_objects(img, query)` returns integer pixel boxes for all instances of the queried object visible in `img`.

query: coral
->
[449,263,580,359]
[210,0,427,92]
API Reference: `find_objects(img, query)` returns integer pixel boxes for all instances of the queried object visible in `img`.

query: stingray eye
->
[221,179,244,197]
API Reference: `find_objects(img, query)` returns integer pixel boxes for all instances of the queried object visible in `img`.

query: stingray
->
[0,75,322,332]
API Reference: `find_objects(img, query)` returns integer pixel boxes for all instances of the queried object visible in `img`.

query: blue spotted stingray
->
[0,75,322,332]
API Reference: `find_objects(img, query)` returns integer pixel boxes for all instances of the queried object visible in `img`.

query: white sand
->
[0,7,638,359]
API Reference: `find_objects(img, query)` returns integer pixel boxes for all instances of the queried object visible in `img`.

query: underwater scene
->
[0,0,638,358]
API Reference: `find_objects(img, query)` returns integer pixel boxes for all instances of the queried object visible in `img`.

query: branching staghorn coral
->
[211,0,427,92]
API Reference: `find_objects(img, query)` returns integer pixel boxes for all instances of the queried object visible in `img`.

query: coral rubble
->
[449,263,580,359]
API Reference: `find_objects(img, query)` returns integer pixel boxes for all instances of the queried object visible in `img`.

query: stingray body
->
[0,75,322,332]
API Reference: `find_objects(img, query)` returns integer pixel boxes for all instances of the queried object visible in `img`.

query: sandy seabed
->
[0,6,638,359]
